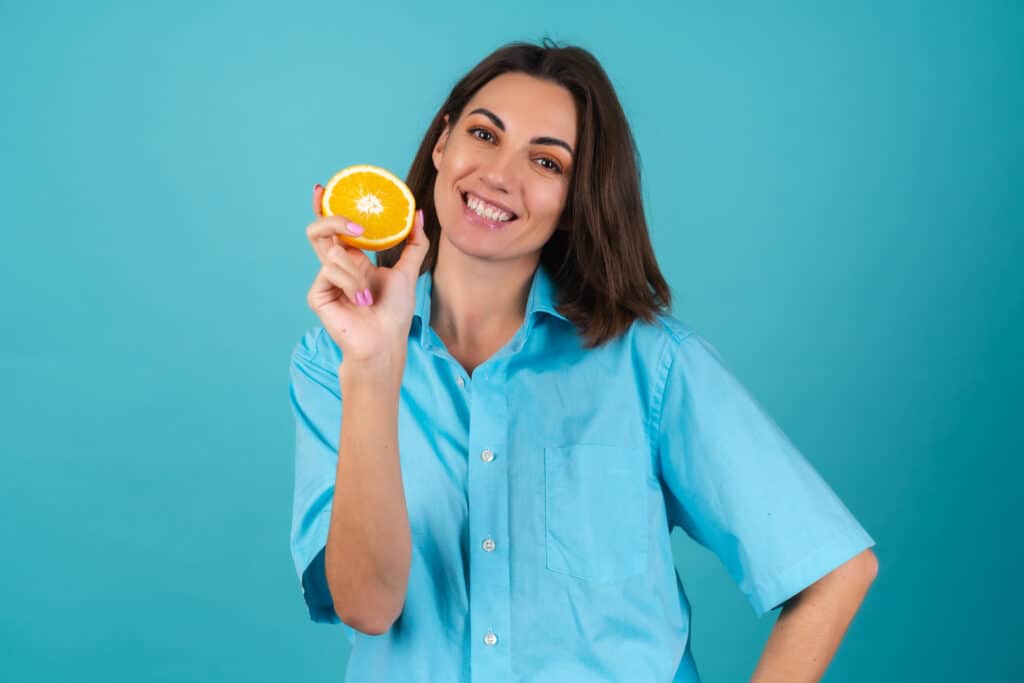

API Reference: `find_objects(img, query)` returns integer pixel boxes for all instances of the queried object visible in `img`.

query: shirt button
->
[481,449,495,463]
[483,630,498,646]
[482,537,496,552]
[456,376,465,387]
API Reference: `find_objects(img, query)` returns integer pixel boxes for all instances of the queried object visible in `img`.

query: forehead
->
[464,72,577,145]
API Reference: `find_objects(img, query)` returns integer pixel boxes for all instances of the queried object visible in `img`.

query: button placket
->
[466,383,511,677]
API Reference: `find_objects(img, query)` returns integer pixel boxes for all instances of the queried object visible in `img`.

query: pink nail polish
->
[347,221,365,235]
[363,288,373,306]
[355,290,366,306]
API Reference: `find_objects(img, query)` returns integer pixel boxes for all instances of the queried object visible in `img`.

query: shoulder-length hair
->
[377,38,672,349]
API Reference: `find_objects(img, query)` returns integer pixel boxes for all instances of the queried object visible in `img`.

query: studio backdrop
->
[1,1,1019,681]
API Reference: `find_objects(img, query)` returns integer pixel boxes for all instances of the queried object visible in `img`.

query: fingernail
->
[347,221,365,235]
[355,290,367,306]
[314,183,323,192]
[363,288,373,306]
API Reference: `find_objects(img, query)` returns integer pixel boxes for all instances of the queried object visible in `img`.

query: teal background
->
[2,1,1019,681]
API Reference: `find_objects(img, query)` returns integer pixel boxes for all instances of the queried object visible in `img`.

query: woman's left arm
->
[749,548,879,683]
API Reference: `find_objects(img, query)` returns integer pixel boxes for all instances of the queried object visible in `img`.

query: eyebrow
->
[467,107,575,158]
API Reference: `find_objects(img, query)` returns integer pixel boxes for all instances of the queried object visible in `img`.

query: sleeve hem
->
[750,530,877,618]
[299,545,358,642]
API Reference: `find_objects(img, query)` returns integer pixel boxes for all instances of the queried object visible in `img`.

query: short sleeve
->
[655,332,876,618]
[287,326,356,642]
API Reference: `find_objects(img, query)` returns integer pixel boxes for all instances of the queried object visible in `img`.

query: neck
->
[430,250,538,351]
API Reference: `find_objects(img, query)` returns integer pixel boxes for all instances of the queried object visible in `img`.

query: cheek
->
[528,181,569,218]
[433,176,451,217]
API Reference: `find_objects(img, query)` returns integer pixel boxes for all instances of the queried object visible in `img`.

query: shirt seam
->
[298,326,340,373]
[648,326,696,452]
[310,326,327,364]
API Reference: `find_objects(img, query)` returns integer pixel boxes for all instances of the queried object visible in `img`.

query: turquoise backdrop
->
[2,1,1019,681]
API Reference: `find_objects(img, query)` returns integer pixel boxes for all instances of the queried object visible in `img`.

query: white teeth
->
[466,193,512,222]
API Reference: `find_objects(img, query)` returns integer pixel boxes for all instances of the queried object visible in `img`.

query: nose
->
[478,147,518,195]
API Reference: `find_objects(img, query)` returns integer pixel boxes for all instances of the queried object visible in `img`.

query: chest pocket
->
[544,443,649,583]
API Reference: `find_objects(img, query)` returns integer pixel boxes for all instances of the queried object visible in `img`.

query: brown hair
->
[377,37,673,349]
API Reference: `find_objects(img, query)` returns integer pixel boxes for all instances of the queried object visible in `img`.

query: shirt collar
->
[412,264,568,347]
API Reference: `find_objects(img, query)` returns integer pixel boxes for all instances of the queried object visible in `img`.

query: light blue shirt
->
[288,264,875,682]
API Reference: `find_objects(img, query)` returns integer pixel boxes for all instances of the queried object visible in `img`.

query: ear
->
[432,114,451,172]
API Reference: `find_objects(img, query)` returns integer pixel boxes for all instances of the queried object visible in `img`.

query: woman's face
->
[431,72,577,265]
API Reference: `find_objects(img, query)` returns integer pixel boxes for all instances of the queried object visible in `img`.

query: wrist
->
[338,350,405,388]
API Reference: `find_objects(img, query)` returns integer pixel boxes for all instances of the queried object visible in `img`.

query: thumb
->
[395,209,429,277]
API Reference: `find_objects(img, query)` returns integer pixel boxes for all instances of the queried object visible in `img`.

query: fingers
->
[321,244,375,306]
[313,184,324,216]
[307,216,368,263]
[310,183,365,238]
[316,239,373,280]
[306,269,340,310]
[309,182,367,256]
[306,216,366,241]
[395,209,429,277]
[320,263,363,307]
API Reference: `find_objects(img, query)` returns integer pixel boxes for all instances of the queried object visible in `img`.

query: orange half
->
[320,164,416,251]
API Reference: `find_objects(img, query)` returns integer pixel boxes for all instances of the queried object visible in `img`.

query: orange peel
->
[320,164,416,251]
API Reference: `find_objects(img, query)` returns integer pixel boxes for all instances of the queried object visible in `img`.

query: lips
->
[460,190,519,220]
[459,190,518,230]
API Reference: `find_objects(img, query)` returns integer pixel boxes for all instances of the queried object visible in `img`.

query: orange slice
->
[320,164,416,251]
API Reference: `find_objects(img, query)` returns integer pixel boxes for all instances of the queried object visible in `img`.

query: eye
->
[468,126,563,174]
[468,127,494,142]
[536,157,563,174]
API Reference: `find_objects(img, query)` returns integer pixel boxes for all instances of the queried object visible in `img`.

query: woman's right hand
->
[305,184,430,368]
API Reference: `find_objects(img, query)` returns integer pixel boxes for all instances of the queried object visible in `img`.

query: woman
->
[289,39,878,682]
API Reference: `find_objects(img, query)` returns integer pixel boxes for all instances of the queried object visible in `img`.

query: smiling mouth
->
[460,191,519,223]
